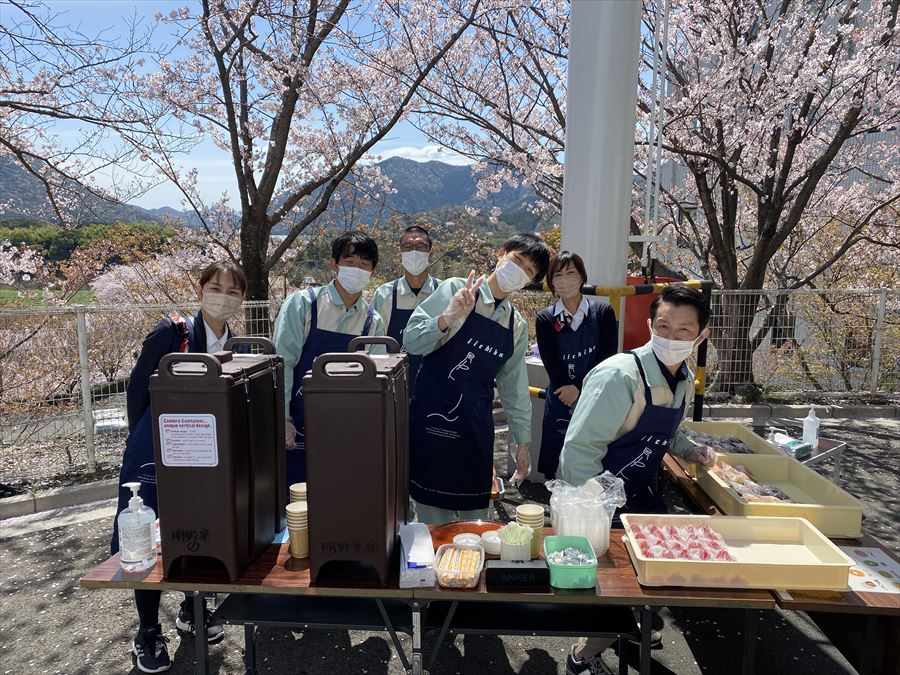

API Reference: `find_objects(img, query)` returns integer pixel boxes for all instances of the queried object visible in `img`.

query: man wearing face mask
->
[403,233,551,524]
[112,260,246,673]
[372,225,440,392]
[559,284,715,510]
[559,284,716,675]
[273,231,386,487]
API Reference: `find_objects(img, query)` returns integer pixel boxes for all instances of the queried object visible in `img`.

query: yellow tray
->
[680,421,781,455]
[697,453,863,538]
[621,514,853,590]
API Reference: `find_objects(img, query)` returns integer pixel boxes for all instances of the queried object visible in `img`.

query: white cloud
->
[370,144,474,166]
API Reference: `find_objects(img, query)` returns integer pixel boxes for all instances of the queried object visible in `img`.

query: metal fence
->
[0,301,278,485]
[0,289,896,485]
[705,288,899,396]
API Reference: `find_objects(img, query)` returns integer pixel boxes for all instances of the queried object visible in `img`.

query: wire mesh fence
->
[0,289,896,485]
[0,301,279,486]
[705,289,899,396]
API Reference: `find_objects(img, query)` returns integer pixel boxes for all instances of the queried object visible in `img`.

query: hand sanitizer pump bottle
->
[802,408,820,450]
[118,481,157,572]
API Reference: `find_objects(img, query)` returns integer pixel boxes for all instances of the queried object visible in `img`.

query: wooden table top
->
[663,453,900,615]
[80,453,894,616]
[662,454,723,515]
[416,531,775,609]
[772,535,900,616]
[79,533,773,609]
[80,545,412,599]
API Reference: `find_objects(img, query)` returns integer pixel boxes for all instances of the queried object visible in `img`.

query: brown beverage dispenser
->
[150,341,284,581]
[224,337,287,537]
[302,337,408,585]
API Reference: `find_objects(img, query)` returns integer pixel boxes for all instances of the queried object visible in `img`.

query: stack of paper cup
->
[516,504,545,560]
[289,482,307,503]
[285,501,309,559]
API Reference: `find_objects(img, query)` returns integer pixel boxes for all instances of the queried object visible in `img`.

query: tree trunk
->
[239,214,273,337]
[241,216,270,302]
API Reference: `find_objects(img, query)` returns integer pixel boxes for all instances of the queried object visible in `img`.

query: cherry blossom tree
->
[413,0,685,277]
[646,0,900,390]
[418,0,900,391]
[0,0,165,224]
[121,0,487,300]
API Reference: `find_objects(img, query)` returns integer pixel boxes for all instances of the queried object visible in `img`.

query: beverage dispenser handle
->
[224,336,276,354]
[158,352,224,383]
[310,352,378,381]
[347,336,401,353]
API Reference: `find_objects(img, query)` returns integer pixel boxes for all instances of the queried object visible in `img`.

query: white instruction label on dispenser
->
[159,414,218,467]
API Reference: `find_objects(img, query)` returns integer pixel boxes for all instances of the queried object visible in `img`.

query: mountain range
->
[0,155,538,229]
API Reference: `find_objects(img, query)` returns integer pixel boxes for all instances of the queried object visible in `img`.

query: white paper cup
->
[516,518,544,527]
[286,503,308,522]
[516,504,544,520]
[289,482,308,502]
[288,526,309,558]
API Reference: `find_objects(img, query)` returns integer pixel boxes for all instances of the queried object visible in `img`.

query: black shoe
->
[565,645,614,675]
[176,602,225,644]
[132,624,171,673]
[629,625,663,648]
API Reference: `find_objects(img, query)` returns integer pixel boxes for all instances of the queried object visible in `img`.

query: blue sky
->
[33,1,472,209]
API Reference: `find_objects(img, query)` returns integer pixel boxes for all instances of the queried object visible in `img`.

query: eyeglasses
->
[400,243,430,253]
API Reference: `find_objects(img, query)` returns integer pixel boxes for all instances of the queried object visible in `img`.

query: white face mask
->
[495,258,531,293]
[401,251,430,276]
[336,265,372,294]
[200,291,242,321]
[650,331,698,366]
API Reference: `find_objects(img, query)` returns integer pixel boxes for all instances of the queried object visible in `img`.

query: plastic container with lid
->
[543,535,597,590]
[434,544,485,589]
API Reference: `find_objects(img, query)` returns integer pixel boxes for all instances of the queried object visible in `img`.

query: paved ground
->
[0,417,896,675]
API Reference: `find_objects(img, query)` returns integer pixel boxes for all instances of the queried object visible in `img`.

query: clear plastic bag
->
[546,472,627,556]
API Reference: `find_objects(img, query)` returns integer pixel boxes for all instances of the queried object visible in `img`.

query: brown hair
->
[198,260,247,294]
[546,251,587,294]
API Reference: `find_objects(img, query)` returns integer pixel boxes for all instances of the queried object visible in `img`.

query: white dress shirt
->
[552,296,589,331]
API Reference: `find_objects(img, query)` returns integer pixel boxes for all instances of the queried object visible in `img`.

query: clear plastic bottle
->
[802,408,820,450]
[118,481,156,572]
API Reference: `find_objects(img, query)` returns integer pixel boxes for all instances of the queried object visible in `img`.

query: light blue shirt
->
[558,342,696,487]
[372,275,439,332]
[403,277,532,444]
[273,281,385,416]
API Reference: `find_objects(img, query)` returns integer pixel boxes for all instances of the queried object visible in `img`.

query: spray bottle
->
[118,482,156,572]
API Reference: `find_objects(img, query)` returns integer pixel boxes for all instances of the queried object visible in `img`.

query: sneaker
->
[176,602,225,644]
[565,645,614,675]
[132,624,171,673]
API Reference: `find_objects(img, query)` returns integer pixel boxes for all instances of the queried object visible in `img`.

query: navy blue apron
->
[601,352,685,528]
[538,302,603,478]
[385,278,429,393]
[287,287,374,486]
[111,313,206,554]
[409,296,515,511]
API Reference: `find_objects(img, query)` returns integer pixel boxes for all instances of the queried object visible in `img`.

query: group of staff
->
[111,226,716,674]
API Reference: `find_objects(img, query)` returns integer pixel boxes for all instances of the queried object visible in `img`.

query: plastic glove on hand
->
[684,444,716,467]
[439,270,483,331]
[510,442,531,487]
[285,418,298,449]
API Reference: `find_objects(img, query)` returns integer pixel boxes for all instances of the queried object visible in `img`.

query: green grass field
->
[0,288,95,306]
